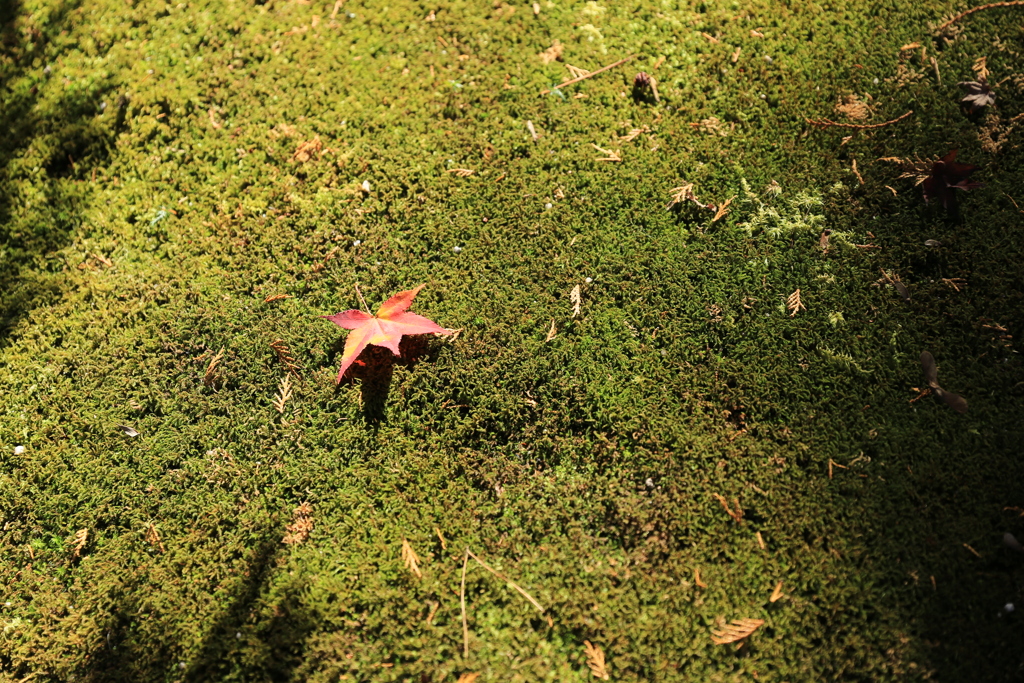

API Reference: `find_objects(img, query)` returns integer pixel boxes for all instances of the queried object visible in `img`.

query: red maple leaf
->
[323,284,452,383]
[922,149,982,212]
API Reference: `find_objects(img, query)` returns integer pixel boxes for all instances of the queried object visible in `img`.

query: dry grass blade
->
[466,548,545,613]
[282,502,313,545]
[70,528,88,559]
[401,538,423,579]
[769,581,784,602]
[526,120,539,141]
[273,375,293,413]
[583,640,610,680]
[460,548,470,657]
[203,347,225,387]
[570,285,582,318]
[786,289,806,317]
[920,351,940,389]
[711,196,735,222]
[711,618,765,645]
[545,319,558,342]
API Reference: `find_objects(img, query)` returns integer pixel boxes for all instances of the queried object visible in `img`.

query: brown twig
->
[806,110,913,130]
[540,55,634,95]
[936,1,1024,32]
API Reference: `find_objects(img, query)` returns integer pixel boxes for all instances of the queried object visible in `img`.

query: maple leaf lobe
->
[323,284,452,383]
[922,150,982,212]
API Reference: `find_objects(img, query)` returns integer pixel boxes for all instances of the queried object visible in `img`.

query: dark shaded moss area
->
[1,0,1022,680]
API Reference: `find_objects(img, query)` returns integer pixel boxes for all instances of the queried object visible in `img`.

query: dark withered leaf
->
[894,281,910,301]
[935,387,969,414]
[958,79,995,112]
[1003,532,1024,553]
[920,351,940,389]
[922,150,982,212]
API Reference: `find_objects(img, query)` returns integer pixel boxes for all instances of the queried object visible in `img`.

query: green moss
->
[1,0,1023,680]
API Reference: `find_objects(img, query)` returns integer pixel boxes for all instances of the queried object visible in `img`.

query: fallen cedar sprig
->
[806,110,913,130]
[541,55,634,95]
[935,1,1024,32]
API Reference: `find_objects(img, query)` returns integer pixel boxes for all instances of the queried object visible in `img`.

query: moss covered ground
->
[1,0,1023,680]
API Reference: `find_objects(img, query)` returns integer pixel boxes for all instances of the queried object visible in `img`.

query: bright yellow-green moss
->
[1,0,1023,680]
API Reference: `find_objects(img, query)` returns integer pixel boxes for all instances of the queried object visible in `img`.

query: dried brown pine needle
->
[807,109,913,130]
[435,526,447,550]
[466,548,545,613]
[203,348,225,387]
[934,1,1024,32]
[711,618,765,645]
[70,528,88,559]
[273,375,293,413]
[540,54,634,95]
[401,538,423,579]
[282,502,313,545]
[963,542,982,558]
[787,289,806,317]
[583,640,610,680]
[769,581,785,602]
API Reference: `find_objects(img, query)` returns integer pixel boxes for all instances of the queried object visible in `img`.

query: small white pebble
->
[1006,603,1015,613]
[645,478,655,488]
[873,77,879,84]
[763,55,773,63]
[14,445,25,455]
[759,93,766,99]
[544,203,552,209]
[352,239,361,247]
[584,277,592,283]
[4,601,11,607]
[236,632,242,639]
[453,245,462,253]
[178,663,186,670]
[360,180,371,193]
[347,12,355,18]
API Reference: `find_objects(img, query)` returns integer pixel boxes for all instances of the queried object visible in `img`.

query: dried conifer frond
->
[712,196,735,223]
[70,528,88,559]
[835,94,872,121]
[145,523,165,553]
[539,40,563,64]
[565,63,591,79]
[401,538,423,579]
[619,124,651,142]
[203,347,225,387]
[711,618,765,645]
[273,375,293,413]
[269,339,301,375]
[282,502,313,545]
[583,640,610,680]
[446,168,475,177]
[712,493,744,522]
[769,581,785,602]
[545,319,558,341]
[570,285,582,318]
[666,183,712,210]
[591,144,621,162]
[786,289,806,317]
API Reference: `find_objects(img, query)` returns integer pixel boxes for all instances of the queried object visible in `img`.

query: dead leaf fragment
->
[711,618,764,645]
[401,538,423,578]
[583,640,610,680]
[291,135,322,163]
[959,79,995,112]
[70,528,88,559]
[769,581,784,602]
[282,502,313,545]
[539,40,563,64]
[545,319,558,342]
[570,285,582,318]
